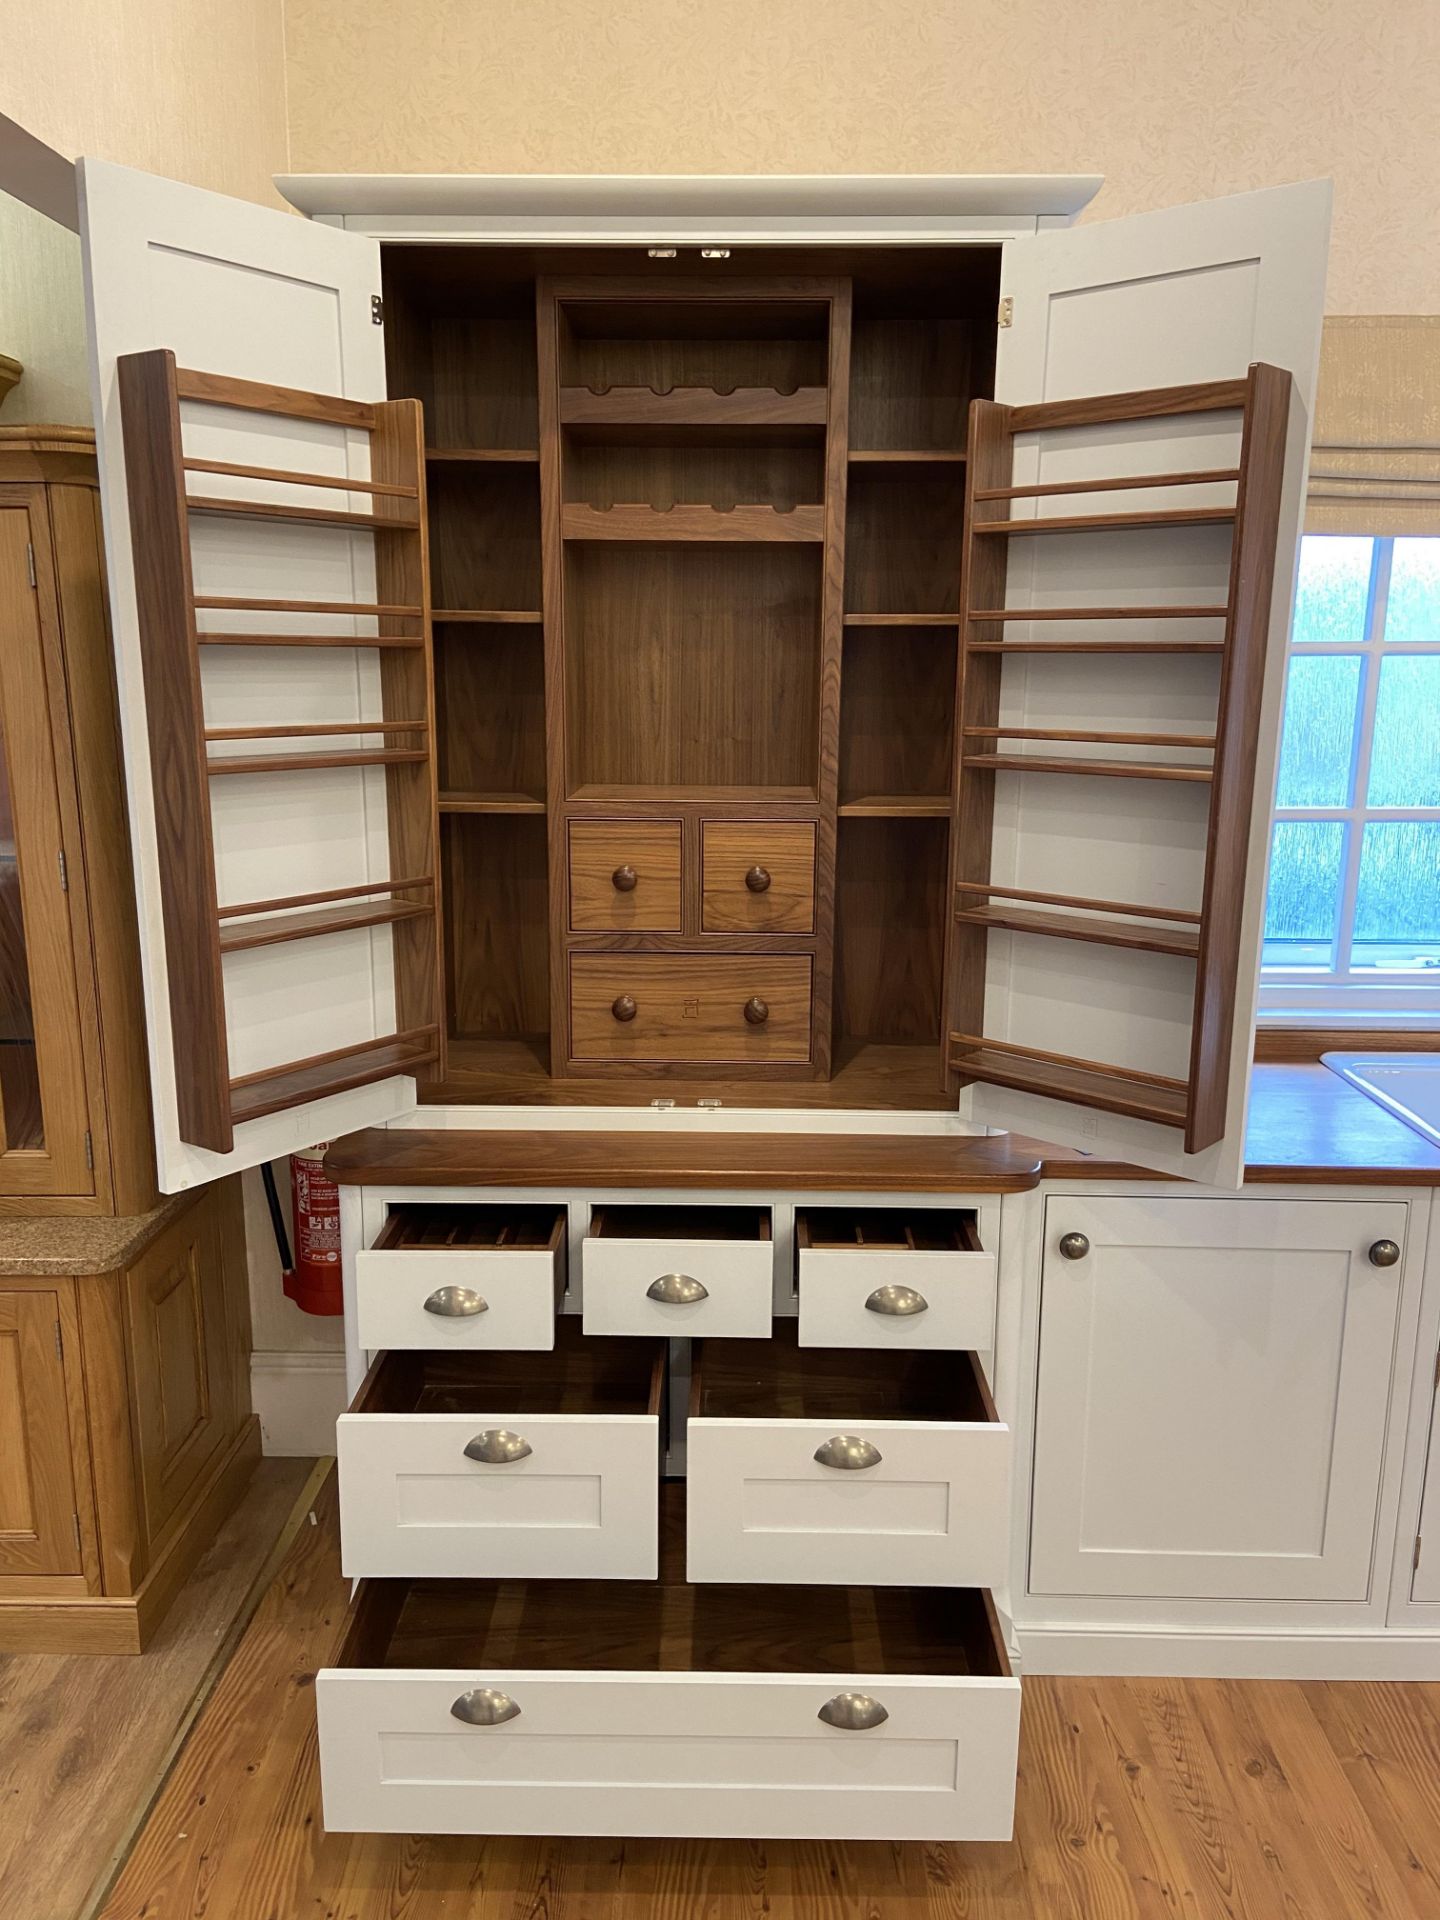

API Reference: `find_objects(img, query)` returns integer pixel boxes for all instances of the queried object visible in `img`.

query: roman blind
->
[1307,316,1440,535]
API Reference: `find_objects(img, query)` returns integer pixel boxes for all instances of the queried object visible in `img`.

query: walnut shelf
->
[953,903,1201,958]
[185,493,420,533]
[439,790,547,815]
[426,448,539,463]
[949,1037,1190,1128]
[228,1028,439,1126]
[218,898,433,953]
[560,385,827,434]
[964,753,1214,783]
[561,502,826,543]
[972,505,1236,538]
[838,795,950,818]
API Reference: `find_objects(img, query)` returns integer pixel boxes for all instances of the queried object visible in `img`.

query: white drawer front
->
[337,1412,657,1579]
[687,1417,1011,1587]
[354,1248,560,1352]
[797,1247,997,1351]
[582,1236,772,1338]
[317,1668,1020,1841]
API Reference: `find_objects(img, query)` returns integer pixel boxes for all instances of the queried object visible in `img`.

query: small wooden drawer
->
[582,1204,773,1338]
[317,1485,1019,1842]
[687,1323,1011,1588]
[702,821,816,933]
[569,954,812,1064]
[569,819,682,931]
[337,1322,664,1580]
[795,1208,996,1351]
[355,1204,565,1353]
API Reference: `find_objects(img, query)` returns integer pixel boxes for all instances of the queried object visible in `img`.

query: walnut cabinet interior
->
[112,251,1290,1149]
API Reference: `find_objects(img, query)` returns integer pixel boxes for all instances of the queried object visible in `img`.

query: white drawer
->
[318,1488,1018,1842]
[337,1323,664,1580]
[687,1323,1011,1587]
[355,1204,565,1352]
[582,1205,772,1338]
[796,1207,996,1351]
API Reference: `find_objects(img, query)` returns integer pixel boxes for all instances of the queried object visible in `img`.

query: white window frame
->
[1260,534,1440,1025]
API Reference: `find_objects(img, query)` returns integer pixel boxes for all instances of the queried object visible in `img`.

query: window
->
[1261,534,1440,1021]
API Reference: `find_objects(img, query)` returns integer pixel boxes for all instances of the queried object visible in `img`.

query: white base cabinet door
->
[1029,1195,1408,1603]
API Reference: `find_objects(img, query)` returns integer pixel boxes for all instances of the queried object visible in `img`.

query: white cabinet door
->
[77,158,417,1194]
[955,183,1331,1189]
[1029,1194,1406,1602]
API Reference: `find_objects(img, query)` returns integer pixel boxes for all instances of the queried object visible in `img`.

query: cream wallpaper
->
[2,0,289,206]
[283,0,1440,314]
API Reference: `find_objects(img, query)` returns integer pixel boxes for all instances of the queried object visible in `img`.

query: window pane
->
[1352,822,1440,972]
[1274,654,1362,806]
[1368,656,1440,805]
[1383,537,1440,644]
[1262,820,1346,970]
[1292,536,1373,644]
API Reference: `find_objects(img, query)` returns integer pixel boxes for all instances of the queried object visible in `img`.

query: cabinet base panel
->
[0,1416,260,1653]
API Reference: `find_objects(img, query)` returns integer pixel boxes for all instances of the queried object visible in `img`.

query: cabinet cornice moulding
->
[272,172,1105,236]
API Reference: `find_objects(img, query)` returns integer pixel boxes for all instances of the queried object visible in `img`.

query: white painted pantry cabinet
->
[70,163,1358,1841]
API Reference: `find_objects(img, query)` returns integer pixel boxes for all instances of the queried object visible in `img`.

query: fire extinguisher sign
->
[287,1144,344,1315]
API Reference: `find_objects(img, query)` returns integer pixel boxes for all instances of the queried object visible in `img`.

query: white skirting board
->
[252,1350,349,1455]
[1018,1625,1440,1681]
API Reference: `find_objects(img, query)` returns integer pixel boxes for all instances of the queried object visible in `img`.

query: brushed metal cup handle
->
[1368,1238,1401,1268]
[818,1692,889,1731]
[745,864,772,893]
[423,1285,488,1318]
[1058,1231,1090,1260]
[463,1429,533,1465]
[814,1434,883,1471]
[646,1272,709,1305]
[450,1688,521,1726]
[612,864,638,892]
[865,1283,928,1317]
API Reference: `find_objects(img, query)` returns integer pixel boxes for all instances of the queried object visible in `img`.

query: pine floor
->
[96,1468,1440,1920]
[0,1456,318,1920]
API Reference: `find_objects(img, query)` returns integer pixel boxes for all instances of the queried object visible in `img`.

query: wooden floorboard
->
[0,1455,317,1920]
[96,1467,1440,1920]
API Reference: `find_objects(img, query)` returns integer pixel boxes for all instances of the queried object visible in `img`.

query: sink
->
[1324,1052,1440,1150]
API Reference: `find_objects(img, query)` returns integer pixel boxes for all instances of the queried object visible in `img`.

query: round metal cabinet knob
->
[1058,1231,1090,1261]
[611,993,638,1023]
[817,1692,889,1731]
[814,1434,883,1471]
[463,1429,533,1465]
[865,1284,928,1317]
[1368,1238,1401,1268]
[611,864,638,893]
[745,865,772,893]
[450,1688,521,1726]
[743,996,770,1026]
[646,1272,709,1305]
[423,1285,488,1318]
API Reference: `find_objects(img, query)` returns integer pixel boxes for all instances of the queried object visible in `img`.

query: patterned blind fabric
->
[1307,316,1440,534]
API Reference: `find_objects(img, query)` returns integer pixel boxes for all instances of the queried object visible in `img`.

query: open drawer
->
[687,1322,1011,1587]
[582,1205,772,1337]
[337,1321,664,1580]
[355,1204,566,1352]
[317,1485,1019,1842]
[795,1207,996,1351]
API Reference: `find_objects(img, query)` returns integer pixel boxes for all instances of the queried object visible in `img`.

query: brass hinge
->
[1416,1533,1424,1573]
[83,1129,94,1171]
[26,541,37,588]
[370,294,384,325]
[997,296,1014,329]
[57,847,68,892]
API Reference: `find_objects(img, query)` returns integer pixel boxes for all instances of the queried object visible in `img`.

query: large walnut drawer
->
[569,955,812,1064]
[317,1485,1018,1842]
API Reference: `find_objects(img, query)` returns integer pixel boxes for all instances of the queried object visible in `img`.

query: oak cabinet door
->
[1029,1194,1406,1603]
[0,1287,84,1578]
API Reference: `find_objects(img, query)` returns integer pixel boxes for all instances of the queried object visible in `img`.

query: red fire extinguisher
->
[261,1146,344,1316]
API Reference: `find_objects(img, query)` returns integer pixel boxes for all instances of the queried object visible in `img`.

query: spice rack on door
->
[116,350,442,1152]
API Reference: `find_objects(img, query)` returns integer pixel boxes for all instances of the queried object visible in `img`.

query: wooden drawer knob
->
[611,993,638,1023]
[743,996,769,1026]
[745,865,772,893]
[612,864,639,892]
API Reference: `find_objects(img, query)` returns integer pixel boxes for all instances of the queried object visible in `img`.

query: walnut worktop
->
[325,1065,1440,1191]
